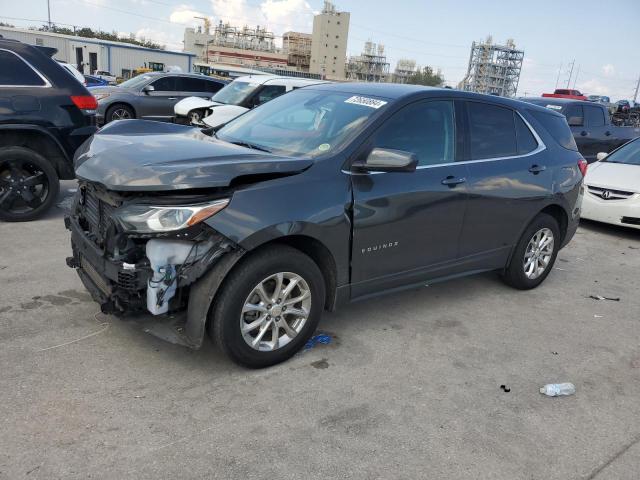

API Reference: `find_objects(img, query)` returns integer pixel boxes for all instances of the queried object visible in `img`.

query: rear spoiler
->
[35,45,58,57]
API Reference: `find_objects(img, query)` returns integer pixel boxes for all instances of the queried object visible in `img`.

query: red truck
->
[542,89,588,100]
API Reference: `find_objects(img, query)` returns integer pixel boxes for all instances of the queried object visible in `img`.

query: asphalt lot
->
[1,182,639,480]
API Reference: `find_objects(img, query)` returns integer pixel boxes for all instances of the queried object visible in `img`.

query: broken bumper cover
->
[65,215,245,349]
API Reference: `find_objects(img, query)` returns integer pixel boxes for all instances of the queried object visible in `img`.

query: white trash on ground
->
[540,383,576,397]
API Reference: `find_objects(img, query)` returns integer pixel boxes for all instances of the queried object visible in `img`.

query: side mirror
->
[596,152,608,161]
[352,148,418,173]
[567,116,583,126]
[142,85,155,94]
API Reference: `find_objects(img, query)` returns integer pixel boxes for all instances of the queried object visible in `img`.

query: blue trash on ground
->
[304,333,332,350]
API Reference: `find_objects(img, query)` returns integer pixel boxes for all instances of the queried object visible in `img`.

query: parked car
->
[542,89,588,101]
[521,98,640,162]
[56,60,85,85]
[92,72,228,124]
[66,84,585,367]
[581,137,640,229]
[93,70,117,84]
[0,38,97,222]
[173,75,326,127]
[85,74,109,87]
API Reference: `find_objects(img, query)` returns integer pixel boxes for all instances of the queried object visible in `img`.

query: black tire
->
[105,103,135,123]
[502,213,560,290]
[0,147,60,222]
[210,245,326,368]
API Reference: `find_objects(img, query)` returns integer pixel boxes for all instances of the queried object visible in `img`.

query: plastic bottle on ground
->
[539,383,576,397]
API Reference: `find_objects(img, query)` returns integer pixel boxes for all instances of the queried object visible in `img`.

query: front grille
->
[81,189,116,244]
[621,217,640,226]
[587,185,635,200]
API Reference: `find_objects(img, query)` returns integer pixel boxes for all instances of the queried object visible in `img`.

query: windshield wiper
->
[229,141,272,153]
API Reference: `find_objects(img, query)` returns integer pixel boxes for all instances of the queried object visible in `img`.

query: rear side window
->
[467,102,517,159]
[203,79,224,93]
[529,110,578,151]
[514,113,538,154]
[584,105,605,127]
[372,100,455,167]
[0,50,46,87]
[564,104,583,126]
[256,85,287,104]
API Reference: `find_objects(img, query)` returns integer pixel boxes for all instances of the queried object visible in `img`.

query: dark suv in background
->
[0,38,98,221]
[66,84,586,368]
[91,72,228,124]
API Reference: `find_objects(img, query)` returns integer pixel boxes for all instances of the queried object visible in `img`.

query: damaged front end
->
[65,181,244,348]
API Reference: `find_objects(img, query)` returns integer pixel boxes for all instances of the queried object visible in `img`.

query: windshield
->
[603,138,640,166]
[212,81,261,105]
[118,75,153,89]
[217,89,389,158]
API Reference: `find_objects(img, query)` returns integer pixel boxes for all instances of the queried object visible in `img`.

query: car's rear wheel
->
[0,147,59,222]
[106,104,134,123]
[210,245,325,368]
[502,213,560,289]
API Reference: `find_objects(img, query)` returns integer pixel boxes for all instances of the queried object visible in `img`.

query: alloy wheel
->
[0,159,49,215]
[523,228,555,280]
[240,272,312,352]
[111,108,131,120]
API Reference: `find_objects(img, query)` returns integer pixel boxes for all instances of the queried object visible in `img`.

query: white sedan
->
[174,75,326,127]
[581,137,640,229]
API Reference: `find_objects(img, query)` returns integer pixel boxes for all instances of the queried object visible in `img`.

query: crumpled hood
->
[74,120,313,191]
[586,161,640,193]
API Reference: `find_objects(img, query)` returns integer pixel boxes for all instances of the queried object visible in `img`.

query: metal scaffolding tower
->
[345,41,390,83]
[459,36,524,97]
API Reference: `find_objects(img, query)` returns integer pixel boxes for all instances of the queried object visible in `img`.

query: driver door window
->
[370,100,455,166]
[150,76,178,92]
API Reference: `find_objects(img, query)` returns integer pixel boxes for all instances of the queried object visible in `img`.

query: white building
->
[309,1,350,80]
[0,26,196,78]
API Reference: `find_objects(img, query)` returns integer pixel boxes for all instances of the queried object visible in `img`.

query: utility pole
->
[634,74,639,104]
[555,62,562,89]
[46,0,52,29]
[566,59,575,89]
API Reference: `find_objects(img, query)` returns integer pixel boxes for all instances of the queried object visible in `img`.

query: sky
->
[1,0,639,99]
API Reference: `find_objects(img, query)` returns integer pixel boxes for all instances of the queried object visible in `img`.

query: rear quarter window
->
[0,50,47,86]
[529,110,578,151]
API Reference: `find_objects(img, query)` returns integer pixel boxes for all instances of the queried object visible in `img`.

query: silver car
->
[92,72,228,124]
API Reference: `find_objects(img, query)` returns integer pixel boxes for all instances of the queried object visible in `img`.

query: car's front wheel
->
[210,245,326,368]
[502,213,560,289]
[106,103,135,123]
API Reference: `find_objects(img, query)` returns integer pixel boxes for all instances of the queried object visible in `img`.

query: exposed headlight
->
[114,199,229,233]
[93,93,111,102]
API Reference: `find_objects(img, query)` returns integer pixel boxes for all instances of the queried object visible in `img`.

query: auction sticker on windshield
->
[345,96,388,109]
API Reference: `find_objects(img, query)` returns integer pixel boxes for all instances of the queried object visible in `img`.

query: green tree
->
[407,66,445,87]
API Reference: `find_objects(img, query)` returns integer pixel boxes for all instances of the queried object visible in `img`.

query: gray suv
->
[92,72,227,124]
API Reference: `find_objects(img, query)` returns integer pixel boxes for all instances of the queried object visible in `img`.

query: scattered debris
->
[551,351,558,355]
[134,395,145,399]
[304,333,332,350]
[594,314,604,318]
[540,383,575,397]
[588,295,620,302]
[500,384,511,393]
[629,246,638,250]
[559,258,569,263]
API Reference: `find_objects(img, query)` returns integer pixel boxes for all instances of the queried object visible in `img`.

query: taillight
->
[577,158,588,177]
[71,95,98,110]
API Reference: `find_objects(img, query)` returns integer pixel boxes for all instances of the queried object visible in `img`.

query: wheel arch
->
[0,125,72,179]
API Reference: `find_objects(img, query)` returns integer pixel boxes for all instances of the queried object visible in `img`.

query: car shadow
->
[579,219,640,242]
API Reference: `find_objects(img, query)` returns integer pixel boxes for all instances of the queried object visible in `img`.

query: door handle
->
[580,131,588,136]
[441,176,466,186]
[528,164,547,174]
[168,97,177,100]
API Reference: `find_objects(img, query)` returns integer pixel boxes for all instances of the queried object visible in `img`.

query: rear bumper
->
[581,191,640,229]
